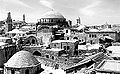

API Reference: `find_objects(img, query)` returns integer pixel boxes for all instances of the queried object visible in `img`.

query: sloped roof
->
[4,50,40,68]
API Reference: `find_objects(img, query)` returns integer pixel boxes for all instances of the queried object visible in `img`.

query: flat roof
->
[110,53,120,57]
[52,40,78,43]
[96,60,120,73]
[0,42,8,46]
[42,48,64,52]
[107,46,120,53]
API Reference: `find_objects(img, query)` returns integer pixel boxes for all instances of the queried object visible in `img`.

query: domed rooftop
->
[4,51,40,68]
[41,10,65,19]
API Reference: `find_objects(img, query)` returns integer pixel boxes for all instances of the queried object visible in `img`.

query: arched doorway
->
[33,51,41,56]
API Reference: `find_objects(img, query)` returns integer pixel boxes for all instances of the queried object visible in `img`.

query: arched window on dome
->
[44,19,46,22]
[25,69,29,74]
[11,70,15,74]
[58,20,60,22]
[51,19,53,22]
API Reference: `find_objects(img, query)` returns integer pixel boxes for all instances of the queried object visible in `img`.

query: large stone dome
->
[4,50,40,68]
[41,10,65,19]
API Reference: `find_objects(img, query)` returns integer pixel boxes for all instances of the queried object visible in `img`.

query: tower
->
[76,17,81,25]
[6,12,12,32]
[23,14,25,23]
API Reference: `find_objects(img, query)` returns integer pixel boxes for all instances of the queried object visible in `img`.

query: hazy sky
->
[0,0,120,25]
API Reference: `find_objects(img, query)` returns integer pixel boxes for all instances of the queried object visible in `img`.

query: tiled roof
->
[4,50,40,68]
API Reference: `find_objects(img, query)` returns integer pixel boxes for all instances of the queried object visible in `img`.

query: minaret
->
[6,12,12,31]
[23,14,25,23]
[76,17,81,25]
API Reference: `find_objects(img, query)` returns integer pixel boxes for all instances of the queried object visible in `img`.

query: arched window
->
[11,70,15,74]
[73,37,78,40]
[45,19,46,22]
[51,19,53,22]
[25,69,29,74]
[33,51,41,56]
[32,39,35,44]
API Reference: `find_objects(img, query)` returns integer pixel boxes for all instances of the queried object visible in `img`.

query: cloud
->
[80,1,101,16]
[39,0,54,9]
[2,0,32,8]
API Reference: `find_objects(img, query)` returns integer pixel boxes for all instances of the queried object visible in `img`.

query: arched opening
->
[73,37,78,40]
[32,39,35,44]
[33,51,41,56]
[25,69,29,74]
[11,70,15,74]
[26,36,38,45]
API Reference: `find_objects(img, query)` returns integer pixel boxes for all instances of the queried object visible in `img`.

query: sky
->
[0,0,120,25]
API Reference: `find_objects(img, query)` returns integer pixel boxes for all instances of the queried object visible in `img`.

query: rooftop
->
[0,42,8,46]
[96,60,120,73]
[42,48,64,52]
[6,29,26,34]
[106,46,120,53]
[4,50,40,68]
[52,40,78,43]
[88,29,99,32]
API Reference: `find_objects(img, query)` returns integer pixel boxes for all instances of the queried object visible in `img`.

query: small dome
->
[5,51,40,68]
[41,10,65,19]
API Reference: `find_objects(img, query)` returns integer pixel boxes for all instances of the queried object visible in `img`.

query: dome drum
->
[40,18,66,24]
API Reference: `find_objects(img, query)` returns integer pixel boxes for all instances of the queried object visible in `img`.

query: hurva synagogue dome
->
[37,10,69,29]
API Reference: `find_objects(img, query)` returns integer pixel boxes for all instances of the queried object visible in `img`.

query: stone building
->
[50,40,79,56]
[4,50,41,74]
[85,28,120,44]
[64,25,86,44]
[0,39,16,74]
[0,41,16,68]
[36,10,69,46]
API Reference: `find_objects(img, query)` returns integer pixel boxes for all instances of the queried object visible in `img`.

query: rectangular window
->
[64,46,67,50]
[67,46,70,50]
[67,37,69,40]
[66,30,68,33]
